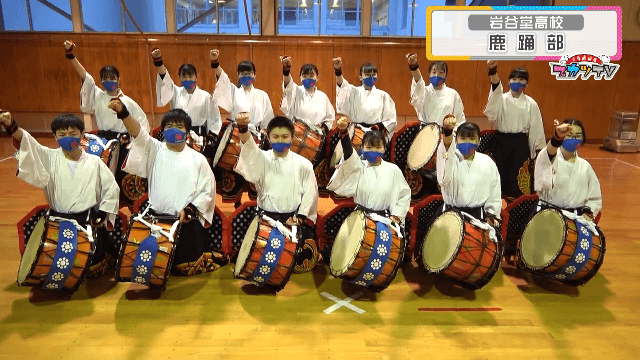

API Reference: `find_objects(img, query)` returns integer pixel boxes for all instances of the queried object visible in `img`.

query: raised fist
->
[151,48,162,59]
[406,53,418,66]
[332,57,342,70]
[280,55,292,69]
[210,49,219,62]
[487,60,498,69]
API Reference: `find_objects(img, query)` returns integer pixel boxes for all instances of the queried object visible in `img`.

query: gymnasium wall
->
[0,33,638,142]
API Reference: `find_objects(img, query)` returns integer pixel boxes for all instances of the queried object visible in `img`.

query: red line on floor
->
[418,307,502,312]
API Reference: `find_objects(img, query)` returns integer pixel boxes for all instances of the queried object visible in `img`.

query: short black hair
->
[508,67,529,82]
[266,116,295,136]
[99,65,120,80]
[362,130,387,149]
[178,63,197,77]
[456,122,481,139]
[563,117,587,143]
[161,109,192,134]
[360,63,378,76]
[428,61,448,78]
[51,113,84,134]
[237,61,256,74]
[300,64,318,77]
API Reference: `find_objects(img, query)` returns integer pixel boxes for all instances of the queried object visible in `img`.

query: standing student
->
[333,57,397,142]
[483,60,545,202]
[151,47,221,139]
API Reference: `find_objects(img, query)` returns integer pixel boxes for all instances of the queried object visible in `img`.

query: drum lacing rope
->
[135,206,179,242]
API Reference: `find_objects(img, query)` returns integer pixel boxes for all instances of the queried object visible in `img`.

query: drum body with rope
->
[116,213,181,291]
[329,209,406,292]
[17,215,95,293]
[517,208,605,286]
[417,211,503,290]
[234,214,301,291]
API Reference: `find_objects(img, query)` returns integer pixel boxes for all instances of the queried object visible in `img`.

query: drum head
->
[422,211,463,271]
[213,124,234,167]
[407,124,440,170]
[521,209,565,269]
[330,210,366,276]
[234,216,260,277]
[17,216,47,284]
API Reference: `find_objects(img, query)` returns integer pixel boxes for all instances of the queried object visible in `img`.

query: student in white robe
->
[325,117,411,262]
[210,49,274,134]
[64,40,150,207]
[333,57,397,143]
[483,60,545,202]
[535,118,602,220]
[108,101,223,275]
[279,56,335,132]
[407,54,466,127]
[434,119,502,227]
[151,47,221,139]
[2,111,120,277]
[235,115,320,274]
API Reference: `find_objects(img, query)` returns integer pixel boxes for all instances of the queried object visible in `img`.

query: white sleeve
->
[212,69,235,113]
[126,99,150,133]
[122,129,161,178]
[97,159,120,224]
[259,92,275,130]
[410,77,427,118]
[322,94,336,130]
[436,139,457,188]
[156,72,179,107]
[80,73,99,114]
[16,131,55,188]
[527,99,546,158]
[234,136,267,184]
[208,96,222,135]
[391,167,411,224]
[381,92,397,135]
[483,82,504,128]
[298,163,319,224]
[280,80,300,118]
[453,91,467,129]
[326,152,363,198]
[534,146,554,193]
[585,164,602,216]
[192,156,217,225]
[335,78,357,118]
[485,162,502,219]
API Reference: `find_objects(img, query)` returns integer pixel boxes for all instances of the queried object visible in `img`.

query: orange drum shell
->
[440,222,501,287]
[19,220,94,293]
[517,217,605,284]
[116,219,178,290]
[291,121,325,164]
[344,217,404,288]
[238,219,299,289]
[218,124,259,171]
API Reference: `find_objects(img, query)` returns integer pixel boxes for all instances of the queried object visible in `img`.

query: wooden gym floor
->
[0,136,639,360]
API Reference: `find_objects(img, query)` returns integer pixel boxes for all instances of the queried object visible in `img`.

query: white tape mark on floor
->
[0,156,14,162]
[584,157,640,170]
[321,291,365,314]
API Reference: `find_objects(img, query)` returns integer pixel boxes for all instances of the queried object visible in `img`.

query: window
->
[1,0,73,31]
[176,0,260,34]
[81,0,167,33]
[277,0,361,36]
[412,0,448,37]
[371,0,411,36]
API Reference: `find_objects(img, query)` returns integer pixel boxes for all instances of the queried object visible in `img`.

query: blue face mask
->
[102,81,118,92]
[456,142,478,157]
[163,128,187,144]
[362,76,377,88]
[363,150,384,163]
[239,76,254,87]
[302,78,316,90]
[509,82,526,93]
[271,142,292,153]
[429,76,446,87]
[181,80,196,91]
[562,138,583,152]
[57,136,81,151]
